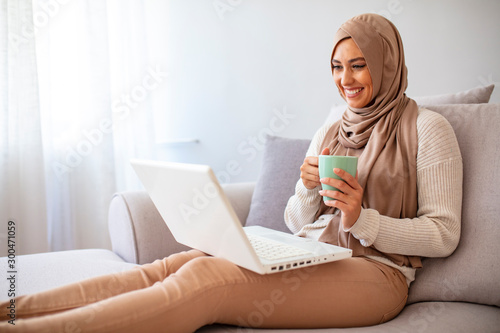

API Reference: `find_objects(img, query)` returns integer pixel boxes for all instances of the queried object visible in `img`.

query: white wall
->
[144,0,500,183]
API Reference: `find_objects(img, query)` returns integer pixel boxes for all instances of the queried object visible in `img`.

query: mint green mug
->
[318,155,358,201]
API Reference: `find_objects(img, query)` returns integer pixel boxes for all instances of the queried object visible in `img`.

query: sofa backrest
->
[408,103,500,307]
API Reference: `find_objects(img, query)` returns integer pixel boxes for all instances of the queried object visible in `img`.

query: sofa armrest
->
[108,182,255,264]
[108,191,189,264]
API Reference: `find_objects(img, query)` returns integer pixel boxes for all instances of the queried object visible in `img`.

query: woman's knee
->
[134,250,208,283]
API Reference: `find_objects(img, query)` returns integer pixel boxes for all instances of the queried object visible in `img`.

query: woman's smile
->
[344,87,364,98]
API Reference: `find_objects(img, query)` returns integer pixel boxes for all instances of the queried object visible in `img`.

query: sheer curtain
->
[36,0,163,252]
[0,0,48,256]
[0,0,165,255]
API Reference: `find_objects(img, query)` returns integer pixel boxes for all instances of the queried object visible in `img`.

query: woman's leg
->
[0,250,205,319]
[1,256,407,332]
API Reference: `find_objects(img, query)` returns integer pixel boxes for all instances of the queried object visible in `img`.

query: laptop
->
[130,159,352,274]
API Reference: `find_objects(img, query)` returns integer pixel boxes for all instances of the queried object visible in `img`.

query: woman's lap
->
[210,256,408,328]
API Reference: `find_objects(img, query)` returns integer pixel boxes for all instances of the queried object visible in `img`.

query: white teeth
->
[345,88,362,95]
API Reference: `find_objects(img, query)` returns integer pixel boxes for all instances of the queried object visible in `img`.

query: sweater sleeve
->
[347,109,463,257]
[284,121,334,234]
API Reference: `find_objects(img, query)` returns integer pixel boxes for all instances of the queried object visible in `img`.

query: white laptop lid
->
[130,159,264,273]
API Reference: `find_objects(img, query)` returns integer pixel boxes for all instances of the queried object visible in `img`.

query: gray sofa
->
[2,92,500,332]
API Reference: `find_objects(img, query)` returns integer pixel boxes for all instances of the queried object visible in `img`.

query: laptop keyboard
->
[247,234,312,261]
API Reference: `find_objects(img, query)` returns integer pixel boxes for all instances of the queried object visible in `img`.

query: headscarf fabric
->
[316,14,421,268]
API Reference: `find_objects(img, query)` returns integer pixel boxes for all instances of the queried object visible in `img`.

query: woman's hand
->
[300,148,330,190]
[319,169,364,230]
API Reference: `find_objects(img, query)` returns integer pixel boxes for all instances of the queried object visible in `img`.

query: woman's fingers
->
[300,156,320,189]
[319,169,363,229]
[334,168,362,191]
[299,148,332,190]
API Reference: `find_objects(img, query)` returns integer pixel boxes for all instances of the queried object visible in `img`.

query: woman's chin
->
[347,100,367,109]
[345,96,373,109]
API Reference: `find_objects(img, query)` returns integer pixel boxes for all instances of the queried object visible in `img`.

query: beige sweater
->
[284,108,463,285]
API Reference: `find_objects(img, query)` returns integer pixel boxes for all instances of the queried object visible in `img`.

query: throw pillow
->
[413,84,494,105]
[408,103,500,308]
[245,135,311,233]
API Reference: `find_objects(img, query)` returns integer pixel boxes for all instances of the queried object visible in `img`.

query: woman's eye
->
[332,65,342,71]
[352,64,366,69]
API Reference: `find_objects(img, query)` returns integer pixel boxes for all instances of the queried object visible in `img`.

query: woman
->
[0,13,462,332]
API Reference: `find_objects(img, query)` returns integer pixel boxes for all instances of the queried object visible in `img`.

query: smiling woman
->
[286,9,462,320]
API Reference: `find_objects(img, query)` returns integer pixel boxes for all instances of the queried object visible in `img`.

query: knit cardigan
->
[284,108,463,285]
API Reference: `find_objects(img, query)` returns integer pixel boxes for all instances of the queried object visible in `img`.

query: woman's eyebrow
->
[332,57,366,64]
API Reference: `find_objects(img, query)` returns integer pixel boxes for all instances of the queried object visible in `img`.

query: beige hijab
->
[316,14,421,268]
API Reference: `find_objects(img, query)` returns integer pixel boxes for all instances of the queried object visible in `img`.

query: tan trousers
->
[0,250,408,332]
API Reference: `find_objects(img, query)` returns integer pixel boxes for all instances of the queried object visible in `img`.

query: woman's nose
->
[341,69,354,86]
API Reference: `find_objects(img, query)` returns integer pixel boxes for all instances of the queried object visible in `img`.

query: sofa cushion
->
[325,84,495,124]
[408,103,500,307]
[0,249,136,300]
[197,302,500,332]
[245,135,311,233]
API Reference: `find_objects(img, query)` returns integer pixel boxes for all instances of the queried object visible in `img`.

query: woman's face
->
[332,38,373,108]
